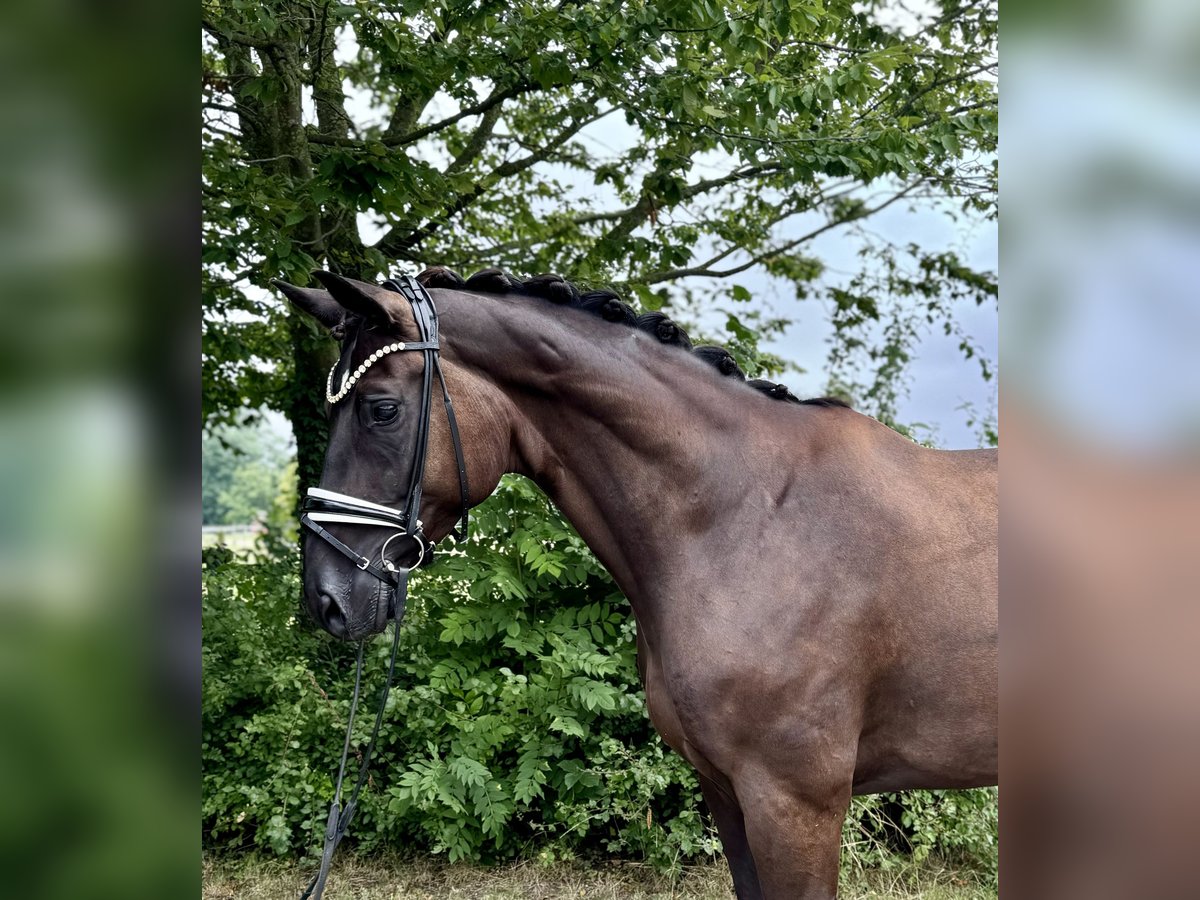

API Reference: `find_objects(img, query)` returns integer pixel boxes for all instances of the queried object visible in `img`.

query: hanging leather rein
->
[297,274,469,900]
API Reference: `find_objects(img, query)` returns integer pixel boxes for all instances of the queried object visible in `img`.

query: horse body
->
[280,274,997,899]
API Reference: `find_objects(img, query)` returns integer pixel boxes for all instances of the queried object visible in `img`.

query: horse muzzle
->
[305,564,395,640]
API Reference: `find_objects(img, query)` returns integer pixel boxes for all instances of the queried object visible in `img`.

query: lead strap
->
[299,615,404,900]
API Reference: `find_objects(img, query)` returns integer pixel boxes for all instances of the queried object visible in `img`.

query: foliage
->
[843,791,998,887]
[203,477,997,875]
[827,240,997,429]
[204,477,709,868]
[202,0,998,484]
[202,416,296,530]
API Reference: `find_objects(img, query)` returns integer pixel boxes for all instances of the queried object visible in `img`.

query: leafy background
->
[202,477,996,884]
[203,0,997,488]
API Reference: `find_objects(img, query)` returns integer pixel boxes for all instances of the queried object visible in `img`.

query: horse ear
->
[272,280,344,330]
[311,271,402,325]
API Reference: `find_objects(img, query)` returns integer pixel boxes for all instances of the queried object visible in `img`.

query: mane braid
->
[693,345,744,379]
[748,379,801,404]
[464,267,522,294]
[636,311,693,350]
[522,273,579,304]
[416,266,466,290]
[799,396,852,408]
[414,265,852,411]
[576,291,638,326]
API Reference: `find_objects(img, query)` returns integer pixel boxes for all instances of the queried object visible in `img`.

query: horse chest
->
[638,636,688,751]
[643,655,742,791]
[643,671,684,749]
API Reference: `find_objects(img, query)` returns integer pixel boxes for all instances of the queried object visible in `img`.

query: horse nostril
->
[317,592,347,638]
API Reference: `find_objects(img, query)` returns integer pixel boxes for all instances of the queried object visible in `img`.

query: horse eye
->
[372,402,399,424]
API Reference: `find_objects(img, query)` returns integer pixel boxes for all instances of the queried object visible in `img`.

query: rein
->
[296,274,469,900]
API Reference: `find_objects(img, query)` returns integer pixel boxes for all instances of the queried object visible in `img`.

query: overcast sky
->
[763,197,997,449]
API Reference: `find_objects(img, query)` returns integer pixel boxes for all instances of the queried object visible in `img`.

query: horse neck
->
[441,290,821,607]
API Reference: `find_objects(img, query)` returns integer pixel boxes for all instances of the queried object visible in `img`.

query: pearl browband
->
[326,341,408,404]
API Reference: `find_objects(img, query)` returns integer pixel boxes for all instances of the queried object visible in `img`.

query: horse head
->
[275,272,510,639]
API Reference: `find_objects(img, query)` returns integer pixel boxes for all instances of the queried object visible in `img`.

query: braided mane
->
[416,266,851,410]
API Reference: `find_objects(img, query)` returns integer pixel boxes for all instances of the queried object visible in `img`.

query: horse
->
[275,268,998,899]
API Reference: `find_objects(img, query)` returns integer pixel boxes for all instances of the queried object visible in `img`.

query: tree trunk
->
[287,315,336,505]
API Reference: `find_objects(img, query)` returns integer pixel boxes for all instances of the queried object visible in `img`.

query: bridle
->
[297,274,470,900]
[300,273,469,613]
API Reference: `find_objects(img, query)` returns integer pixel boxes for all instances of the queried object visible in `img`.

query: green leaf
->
[282,207,307,228]
[681,84,701,115]
[631,283,664,311]
[725,313,755,342]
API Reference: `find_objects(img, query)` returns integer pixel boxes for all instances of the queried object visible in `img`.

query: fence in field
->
[202,523,263,548]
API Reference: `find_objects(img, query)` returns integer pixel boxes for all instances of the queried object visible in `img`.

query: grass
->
[202,855,996,900]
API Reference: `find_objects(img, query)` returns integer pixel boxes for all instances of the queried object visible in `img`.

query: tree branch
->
[682,164,783,199]
[641,182,924,284]
[645,111,872,146]
[862,60,996,121]
[406,81,537,146]
[444,103,504,175]
[202,121,244,142]
[373,107,609,260]
[659,11,754,34]
[310,81,541,149]
[568,160,792,271]
[201,16,278,50]
[454,202,644,262]
[674,201,810,274]
[309,1,353,140]
[380,12,455,140]
[915,100,994,130]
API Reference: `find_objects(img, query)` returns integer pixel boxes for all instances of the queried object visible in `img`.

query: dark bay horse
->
[276,269,998,899]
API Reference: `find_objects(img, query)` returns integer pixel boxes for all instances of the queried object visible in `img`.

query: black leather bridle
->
[300,273,469,614]
[297,274,469,900]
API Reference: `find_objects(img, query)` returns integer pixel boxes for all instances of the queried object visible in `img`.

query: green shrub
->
[202,476,996,878]
[843,790,999,887]
[203,477,710,868]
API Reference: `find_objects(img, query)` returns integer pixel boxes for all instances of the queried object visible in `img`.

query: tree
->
[202,419,293,525]
[203,0,997,487]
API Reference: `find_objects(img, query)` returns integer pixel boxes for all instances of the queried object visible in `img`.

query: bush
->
[203,477,710,869]
[202,477,996,878]
[843,790,999,887]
